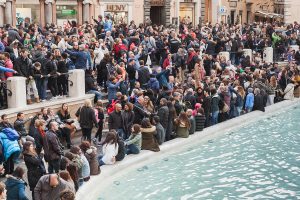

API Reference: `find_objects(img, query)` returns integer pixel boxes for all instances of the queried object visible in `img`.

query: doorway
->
[230,10,235,24]
[150,6,165,25]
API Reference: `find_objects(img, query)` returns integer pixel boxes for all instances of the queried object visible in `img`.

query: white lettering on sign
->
[106,4,127,11]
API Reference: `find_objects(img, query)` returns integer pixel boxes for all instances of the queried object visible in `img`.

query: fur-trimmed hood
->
[141,126,156,133]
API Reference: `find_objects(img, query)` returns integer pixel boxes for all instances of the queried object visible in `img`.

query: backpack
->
[107,99,119,115]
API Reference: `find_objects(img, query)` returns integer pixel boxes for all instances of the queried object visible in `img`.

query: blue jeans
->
[117,129,125,140]
[87,90,102,101]
[211,111,219,125]
[97,155,105,166]
[36,78,48,100]
[126,144,140,154]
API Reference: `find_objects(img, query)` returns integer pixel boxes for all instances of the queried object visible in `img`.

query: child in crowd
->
[245,88,254,113]
[93,100,105,144]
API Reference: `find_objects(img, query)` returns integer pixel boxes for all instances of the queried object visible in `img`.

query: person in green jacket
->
[125,124,142,154]
[271,31,281,48]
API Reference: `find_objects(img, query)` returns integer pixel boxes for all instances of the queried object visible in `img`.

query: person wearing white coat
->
[98,132,119,166]
[284,82,295,100]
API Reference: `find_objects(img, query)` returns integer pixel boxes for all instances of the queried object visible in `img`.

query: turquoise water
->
[100,106,300,200]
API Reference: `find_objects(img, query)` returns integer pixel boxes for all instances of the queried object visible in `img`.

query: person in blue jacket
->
[103,16,112,32]
[107,76,122,104]
[5,166,29,200]
[0,65,16,73]
[65,44,88,70]
[0,128,21,175]
[245,87,254,113]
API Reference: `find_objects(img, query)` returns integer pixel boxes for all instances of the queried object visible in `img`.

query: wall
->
[284,0,300,24]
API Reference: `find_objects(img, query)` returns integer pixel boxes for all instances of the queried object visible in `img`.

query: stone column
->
[68,69,85,98]
[144,0,151,23]
[45,0,53,25]
[165,0,171,25]
[4,0,12,25]
[39,0,45,27]
[52,0,57,24]
[0,3,5,27]
[77,0,83,25]
[83,0,92,23]
[6,77,27,109]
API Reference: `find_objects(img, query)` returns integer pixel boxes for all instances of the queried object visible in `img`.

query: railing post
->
[6,77,27,109]
[68,69,85,98]
[263,47,273,63]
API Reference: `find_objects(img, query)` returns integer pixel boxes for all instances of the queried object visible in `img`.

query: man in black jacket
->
[133,96,149,124]
[108,103,124,138]
[14,48,40,104]
[157,98,169,132]
[43,121,64,173]
[136,60,150,89]
[253,88,265,112]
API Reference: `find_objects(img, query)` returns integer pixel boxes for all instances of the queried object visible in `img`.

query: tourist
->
[59,190,75,200]
[186,109,196,135]
[85,69,102,102]
[93,100,105,143]
[0,126,21,175]
[166,100,177,141]
[143,96,155,114]
[245,88,254,113]
[152,116,165,145]
[34,174,75,200]
[57,103,76,139]
[108,103,124,139]
[75,99,98,143]
[98,132,119,166]
[14,48,40,104]
[283,81,295,100]
[194,108,206,132]
[174,112,191,138]
[64,153,81,191]
[5,166,28,200]
[210,88,220,125]
[125,124,142,155]
[141,118,160,152]
[59,171,75,190]
[70,146,90,184]
[14,112,33,141]
[107,76,122,104]
[122,102,135,140]
[79,141,100,176]
[43,121,64,173]
[23,141,45,200]
[29,119,45,155]
[157,98,169,133]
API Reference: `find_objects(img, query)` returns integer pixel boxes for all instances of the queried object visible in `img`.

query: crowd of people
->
[0,15,300,199]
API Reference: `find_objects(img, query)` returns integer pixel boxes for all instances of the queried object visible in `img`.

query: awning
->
[255,11,284,18]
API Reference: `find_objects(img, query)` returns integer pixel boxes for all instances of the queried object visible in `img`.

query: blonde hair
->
[84,99,92,108]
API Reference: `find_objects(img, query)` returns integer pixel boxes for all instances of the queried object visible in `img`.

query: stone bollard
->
[243,49,253,61]
[263,47,273,63]
[68,69,85,98]
[219,52,230,61]
[6,77,27,109]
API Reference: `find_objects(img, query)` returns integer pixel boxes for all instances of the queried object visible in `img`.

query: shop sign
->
[61,9,77,15]
[150,0,165,6]
[106,4,128,11]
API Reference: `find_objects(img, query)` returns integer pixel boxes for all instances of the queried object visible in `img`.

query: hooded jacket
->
[5,175,28,200]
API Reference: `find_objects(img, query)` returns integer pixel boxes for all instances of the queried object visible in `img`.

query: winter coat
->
[107,81,121,101]
[5,175,28,200]
[211,94,220,112]
[137,66,150,86]
[76,106,98,129]
[121,111,135,136]
[23,153,45,190]
[189,116,196,135]
[125,133,142,150]
[42,130,64,161]
[28,127,44,155]
[85,74,98,92]
[108,111,123,130]
[0,132,20,161]
[141,126,160,152]
[194,114,206,131]
[133,103,149,124]
[175,121,189,138]
[65,49,87,69]
[147,78,160,92]
[253,94,265,112]
[155,123,165,145]
[84,147,100,175]
[80,154,90,179]
[101,143,119,165]
[284,83,294,100]
[34,174,75,200]
[116,140,126,161]
[157,105,169,130]
[245,93,254,109]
